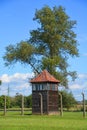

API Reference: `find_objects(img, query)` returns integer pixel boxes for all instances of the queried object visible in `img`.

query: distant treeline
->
[0,93,32,109]
[0,90,78,110]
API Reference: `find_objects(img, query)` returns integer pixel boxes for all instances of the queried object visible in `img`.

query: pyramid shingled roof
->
[30,70,60,83]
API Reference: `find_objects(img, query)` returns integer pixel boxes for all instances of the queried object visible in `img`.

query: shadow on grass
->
[0,111,32,117]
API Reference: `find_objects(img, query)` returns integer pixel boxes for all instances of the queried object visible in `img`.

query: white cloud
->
[1,72,87,100]
[13,73,34,80]
[69,73,87,90]
[68,73,87,100]
[1,74,10,83]
[0,72,34,96]
[0,73,34,83]
[78,74,87,79]
[69,84,81,90]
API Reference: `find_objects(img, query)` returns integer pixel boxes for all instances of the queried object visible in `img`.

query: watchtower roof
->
[30,70,60,83]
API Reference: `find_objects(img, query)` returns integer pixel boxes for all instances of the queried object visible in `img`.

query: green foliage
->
[24,95,32,108]
[3,41,35,65]
[15,93,22,108]
[0,95,10,108]
[30,6,79,87]
[3,5,79,87]
[9,94,32,108]
[59,90,77,110]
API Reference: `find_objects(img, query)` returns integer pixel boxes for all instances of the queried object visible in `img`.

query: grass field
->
[0,111,87,130]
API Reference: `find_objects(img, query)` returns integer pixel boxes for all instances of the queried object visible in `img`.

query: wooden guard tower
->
[30,70,60,115]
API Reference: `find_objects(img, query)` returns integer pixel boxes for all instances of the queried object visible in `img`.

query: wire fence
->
[0,84,87,117]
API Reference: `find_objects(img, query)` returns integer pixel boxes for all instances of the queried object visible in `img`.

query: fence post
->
[59,93,63,116]
[4,95,6,116]
[82,92,86,118]
[21,95,24,115]
[39,93,43,115]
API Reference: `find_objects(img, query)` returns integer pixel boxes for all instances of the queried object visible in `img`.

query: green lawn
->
[0,111,87,130]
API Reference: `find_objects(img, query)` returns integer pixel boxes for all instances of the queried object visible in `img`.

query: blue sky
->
[0,0,87,100]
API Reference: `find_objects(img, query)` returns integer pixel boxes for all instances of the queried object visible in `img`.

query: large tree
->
[3,6,79,87]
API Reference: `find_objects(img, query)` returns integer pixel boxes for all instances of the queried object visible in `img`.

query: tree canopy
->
[59,90,77,110]
[3,6,79,87]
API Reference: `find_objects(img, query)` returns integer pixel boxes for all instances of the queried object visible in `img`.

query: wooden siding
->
[48,91,58,112]
[32,90,58,115]
[32,91,48,114]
